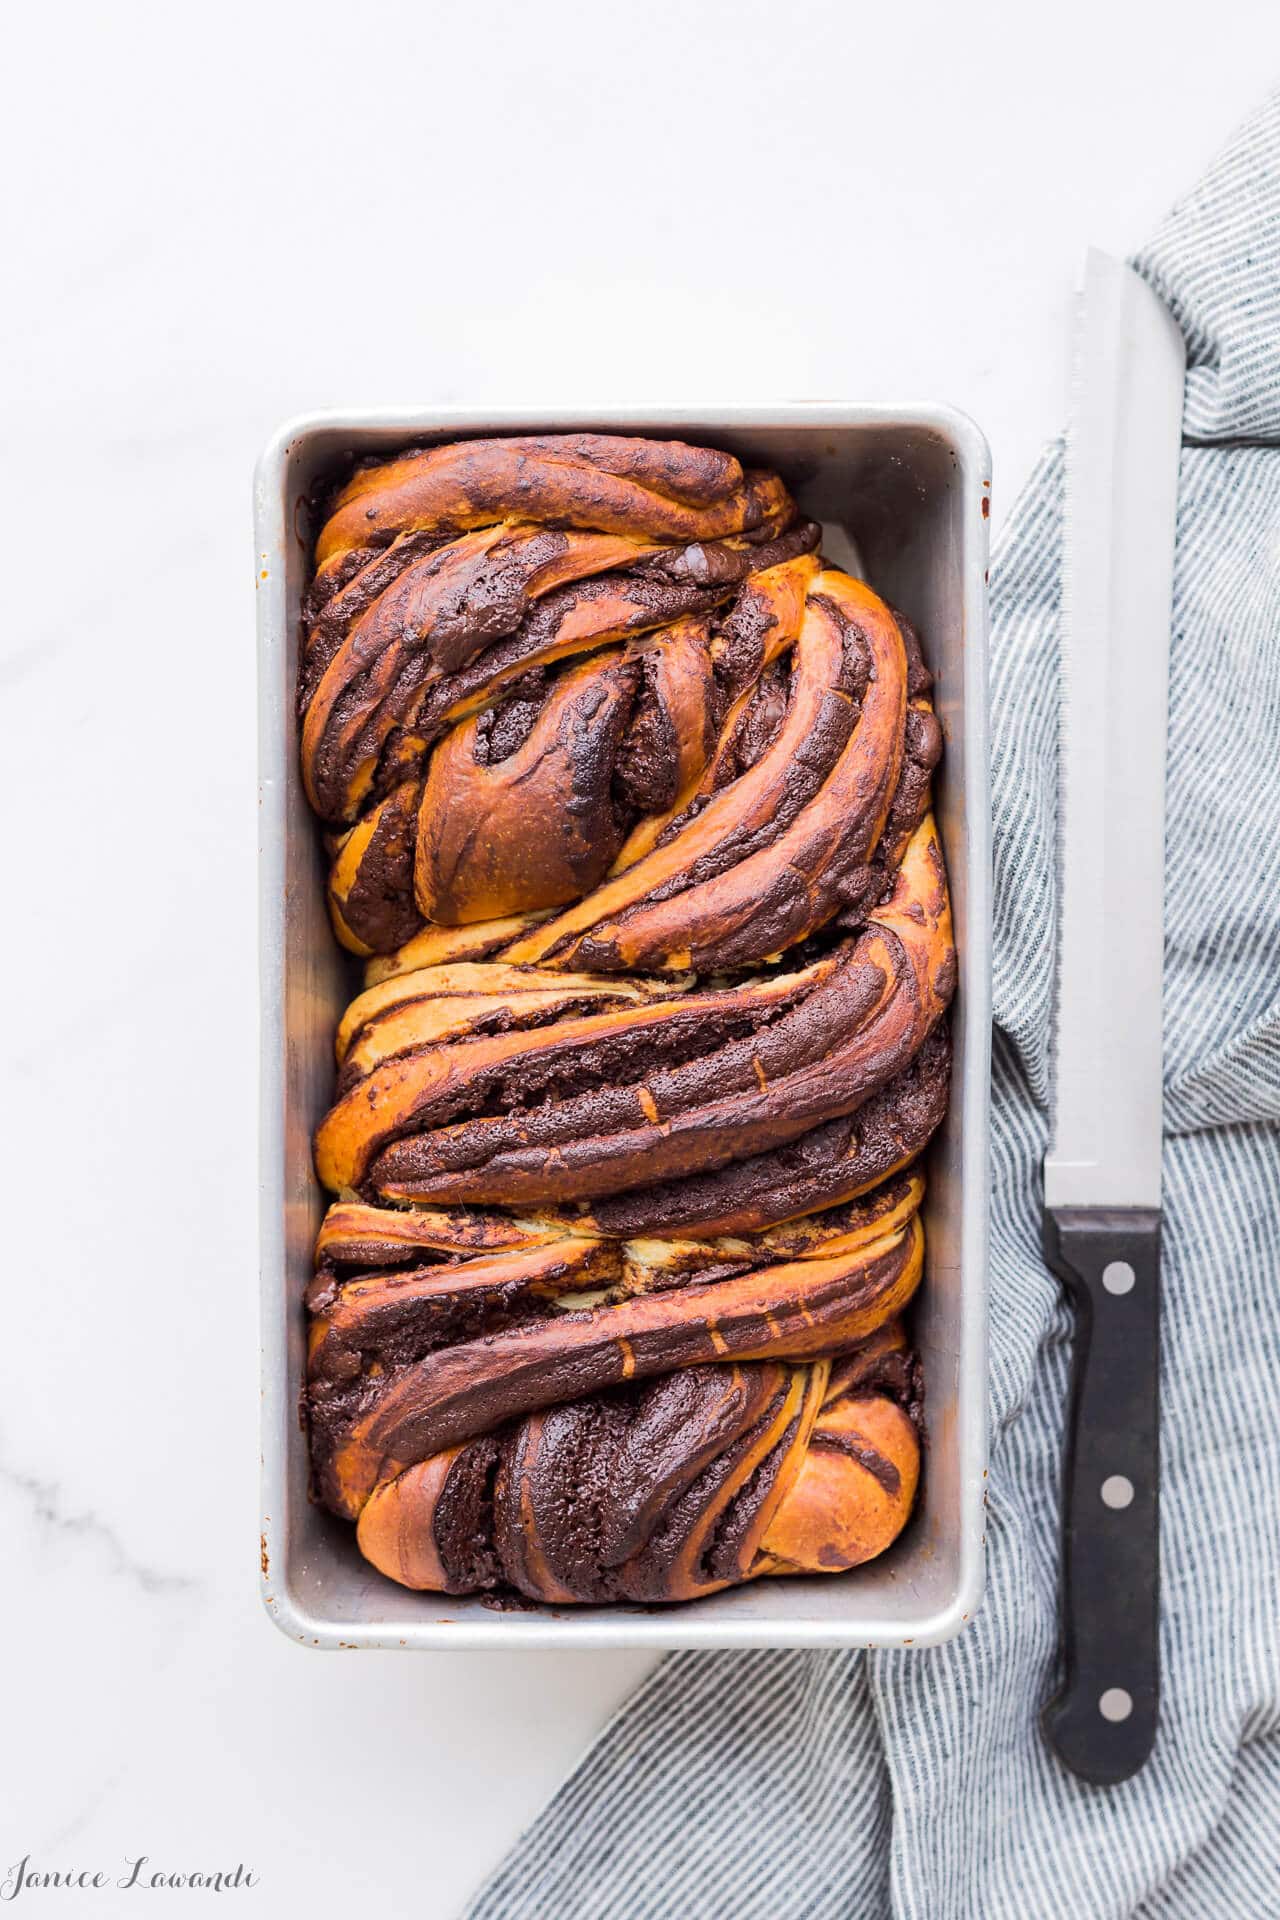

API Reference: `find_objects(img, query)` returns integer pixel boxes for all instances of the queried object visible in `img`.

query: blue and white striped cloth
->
[468,91,1280,1920]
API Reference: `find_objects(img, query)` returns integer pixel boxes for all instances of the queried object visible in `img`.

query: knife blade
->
[1041,248,1185,1785]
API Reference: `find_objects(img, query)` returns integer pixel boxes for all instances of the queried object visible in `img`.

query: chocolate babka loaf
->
[299,432,955,1606]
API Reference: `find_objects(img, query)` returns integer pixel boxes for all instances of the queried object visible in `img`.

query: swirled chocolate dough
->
[298,434,956,1605]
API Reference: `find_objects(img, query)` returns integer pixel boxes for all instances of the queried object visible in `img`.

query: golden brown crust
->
[313,1200,923,1528]
[412,650,640,923]
[297,438,886,959]
[309,1180,924,1599]
[312,815,951,1206]
[307,530,934,969]
[756,1395,920,1577]
[505,570,908,972]
[355,1363,922,1602]
[361,914,554,980]
[334,961,677,1082]
[307,1171,932,1599]
[314,436,790,572]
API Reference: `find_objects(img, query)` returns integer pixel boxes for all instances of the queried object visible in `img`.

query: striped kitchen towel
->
[466,89,1280,1920]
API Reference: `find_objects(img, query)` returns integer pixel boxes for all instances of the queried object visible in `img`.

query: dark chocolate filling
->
[809,1429,903,1497]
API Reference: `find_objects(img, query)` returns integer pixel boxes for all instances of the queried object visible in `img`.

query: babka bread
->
[298,432,955,1606]
[308,1190,925,1602]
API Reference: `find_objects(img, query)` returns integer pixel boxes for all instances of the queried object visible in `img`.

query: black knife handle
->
[1041,1205,1161,1784]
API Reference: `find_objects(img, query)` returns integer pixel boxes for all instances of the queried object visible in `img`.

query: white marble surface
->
[2,4,1272,1912]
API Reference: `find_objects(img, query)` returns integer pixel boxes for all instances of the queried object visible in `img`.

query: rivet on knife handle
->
[1041,1207,1161,1784]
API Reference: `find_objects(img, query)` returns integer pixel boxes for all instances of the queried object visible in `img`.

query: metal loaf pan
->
[256,405,991,1650]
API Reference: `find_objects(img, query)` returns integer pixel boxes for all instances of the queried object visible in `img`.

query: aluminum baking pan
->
[256,404,991,1650]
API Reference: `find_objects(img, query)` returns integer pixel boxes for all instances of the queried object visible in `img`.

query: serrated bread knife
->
[1041,250,1185,1785]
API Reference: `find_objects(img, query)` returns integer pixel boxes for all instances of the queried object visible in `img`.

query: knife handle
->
[1041,1205,1161,1784]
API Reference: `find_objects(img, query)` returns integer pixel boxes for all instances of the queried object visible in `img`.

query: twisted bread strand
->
[300,434,938,965]
[314,813,952,1206]
[308,1180,925,1599]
